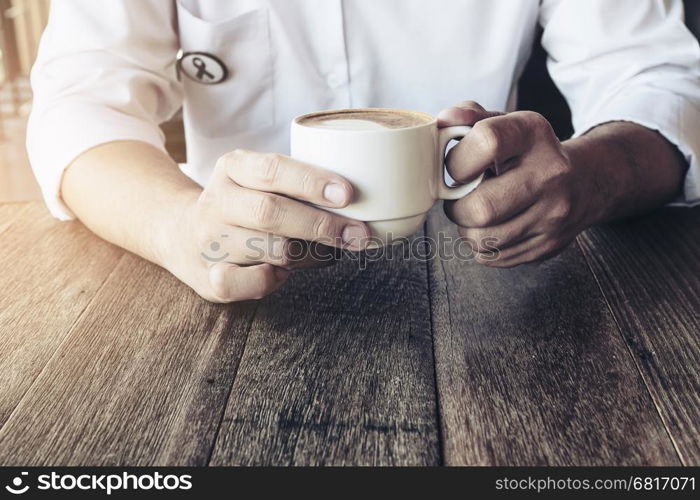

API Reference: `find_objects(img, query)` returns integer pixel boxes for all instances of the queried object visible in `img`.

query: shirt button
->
[326,72,346,89]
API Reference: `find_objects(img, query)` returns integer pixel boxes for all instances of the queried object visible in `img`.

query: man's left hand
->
[439,101,597,267]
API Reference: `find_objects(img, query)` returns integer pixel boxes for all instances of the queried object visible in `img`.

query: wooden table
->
[0,201,698,466]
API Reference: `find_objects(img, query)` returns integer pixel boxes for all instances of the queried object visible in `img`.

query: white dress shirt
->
[27,0,700,220]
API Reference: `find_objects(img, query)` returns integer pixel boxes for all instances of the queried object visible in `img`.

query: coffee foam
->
[298,109,432,131]
[306,118,389,131]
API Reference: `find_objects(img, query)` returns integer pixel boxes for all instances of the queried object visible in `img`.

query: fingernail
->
[274,266,290,280]
[323,182,348,205]
[342,224,369,249]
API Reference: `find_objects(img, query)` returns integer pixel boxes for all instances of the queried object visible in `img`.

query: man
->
[28,0,700,302]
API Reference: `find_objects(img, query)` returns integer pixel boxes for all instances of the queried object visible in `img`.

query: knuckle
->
[526,112,558,143]
[458,100,483,111]
[522,111,549,130]
[299,167,317,197]
[522,175,538,196]
[209,269,233,303]
[196,188,217,214]
[457,225,471,239]
[195,228,213,251]
[475,230,496,251]
[230,148,252,163]
[550,199,572,221]
[466,191,496,226]
[456,227,478,252]
[230,148,249,158]
[251,194,281,230]
[545,156,572,185]
[272,238,291,266]
[216,148,247,174]
[258,152,282,184]
[312,213,336,239]
[461,226,483,243]
[540,238,561,256]
[487,234,507,252]
[472,121,500,155]
[213,156,227,175]
[551,153,570,172]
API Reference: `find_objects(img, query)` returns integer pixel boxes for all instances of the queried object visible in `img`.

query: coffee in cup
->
[297,109,432,130]
[291,107,483,246]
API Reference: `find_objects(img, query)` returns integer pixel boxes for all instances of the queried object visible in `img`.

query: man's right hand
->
[167,149,371,303]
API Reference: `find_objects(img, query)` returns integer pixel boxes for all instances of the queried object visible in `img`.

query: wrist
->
[563,122,687,223]
[150,184,201,272]
[561,134,613,228]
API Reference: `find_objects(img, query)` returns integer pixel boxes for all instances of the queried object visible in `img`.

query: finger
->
[437,101,504,128]
[288,240,342,269]
[456,209,538,252]
[444,166,539,227]
[208,262,289,302]
[475,234,566,268]
[198,226,298,267]
[472,234,542,268]
[225,185,370,250]
[224,231,335,270]
[216,149,353,208]
[446,112,536,183]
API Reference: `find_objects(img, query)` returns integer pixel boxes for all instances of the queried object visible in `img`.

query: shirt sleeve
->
[540,0,700,206]
[27,0,183,220]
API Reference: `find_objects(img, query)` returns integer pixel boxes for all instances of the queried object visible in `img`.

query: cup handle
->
[437,125,484,200]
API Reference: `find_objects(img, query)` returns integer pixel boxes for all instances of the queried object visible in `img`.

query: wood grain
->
[209,243,440,465]
[426,208,680,465]
[0,252,259,466]
[2,201,696,466]
[0,203,122,429]
[0,202,31,235]
[578,207,700,465]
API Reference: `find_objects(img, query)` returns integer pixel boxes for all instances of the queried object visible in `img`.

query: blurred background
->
[0,1,697,204]
[0,0,47,202]
[0,0,185,204]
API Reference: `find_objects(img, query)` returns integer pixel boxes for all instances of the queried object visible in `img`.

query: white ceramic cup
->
[291,108,483,246]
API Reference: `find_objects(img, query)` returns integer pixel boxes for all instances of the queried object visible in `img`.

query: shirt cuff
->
[26,102,167,220]
[571,89,700,207]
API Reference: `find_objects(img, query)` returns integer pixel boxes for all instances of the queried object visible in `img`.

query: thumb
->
[437,100,504,128]
[208,262,289,302]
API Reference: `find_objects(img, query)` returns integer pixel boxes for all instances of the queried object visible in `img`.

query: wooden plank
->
[0,202,31,235]
[0,202,123,430]
[578,207,700,465]
[426,208,680,465]
[209,241,440,465]
[0,252,259,466]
